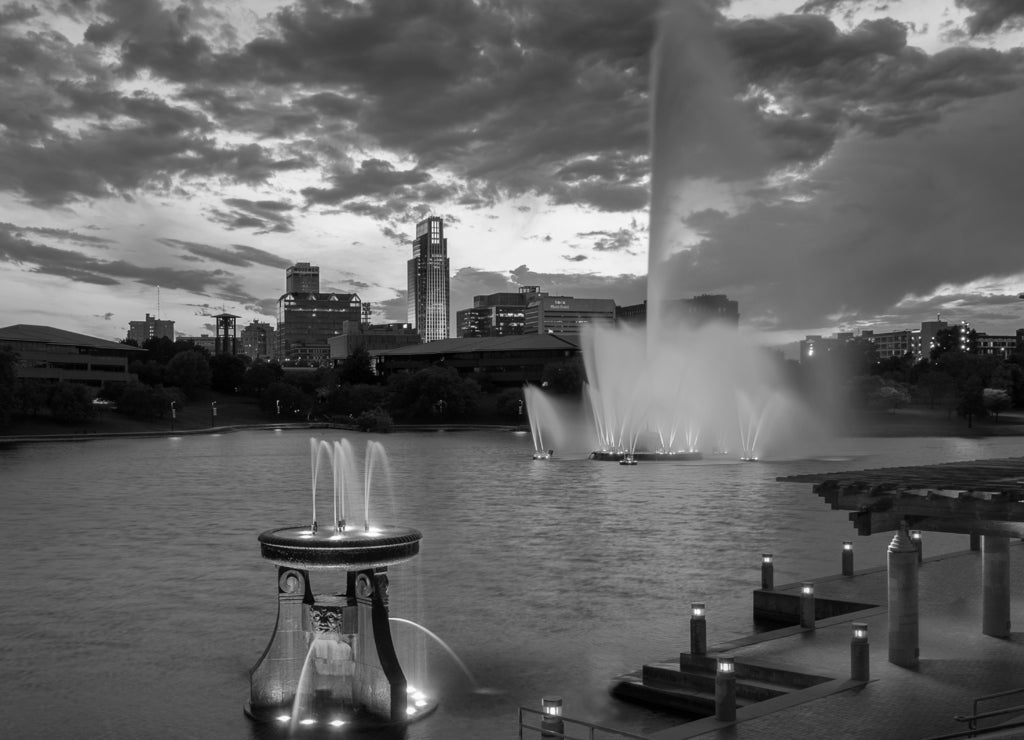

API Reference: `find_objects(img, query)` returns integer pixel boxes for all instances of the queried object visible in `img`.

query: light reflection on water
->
[0,431,1018,738]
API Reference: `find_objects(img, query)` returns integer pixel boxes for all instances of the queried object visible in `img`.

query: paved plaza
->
[648,544,1024,739]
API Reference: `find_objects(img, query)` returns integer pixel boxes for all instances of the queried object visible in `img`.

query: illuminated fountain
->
[524,2,820,464]
[245,438,436,731]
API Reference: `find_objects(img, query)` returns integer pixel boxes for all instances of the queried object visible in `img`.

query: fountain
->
[524,2,821,463]
[245,437,436,731]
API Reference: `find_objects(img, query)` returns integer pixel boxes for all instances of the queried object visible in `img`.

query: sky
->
[1,0,1024,347]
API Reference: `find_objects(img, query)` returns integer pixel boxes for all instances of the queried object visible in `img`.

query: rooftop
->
[376,333,580,356]
[0,324,145,352]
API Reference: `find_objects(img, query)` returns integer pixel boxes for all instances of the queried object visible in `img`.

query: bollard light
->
[842,540,855,576]
[851,622,870,681]
[715,656,737,722]
[690,602,708,656]
[910,530,923,563]
[540,696,564,738]
[541,696,562,717]
[800,582,815,628]
[761,553,774,590]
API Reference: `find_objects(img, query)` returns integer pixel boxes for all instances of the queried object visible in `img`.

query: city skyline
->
[2,0,1024,346]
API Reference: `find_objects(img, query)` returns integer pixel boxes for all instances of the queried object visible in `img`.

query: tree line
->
[0,334,587,432]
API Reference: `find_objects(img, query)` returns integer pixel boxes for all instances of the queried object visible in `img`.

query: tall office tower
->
[407,216,450,342]
[286,262,320,294]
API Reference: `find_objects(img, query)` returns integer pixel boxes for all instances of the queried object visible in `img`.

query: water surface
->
[1,430,1016,738]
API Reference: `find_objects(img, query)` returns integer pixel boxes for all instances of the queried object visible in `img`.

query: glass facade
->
[407,216,450,342]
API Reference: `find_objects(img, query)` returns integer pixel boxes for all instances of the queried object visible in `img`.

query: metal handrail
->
[955,703,1024,730]
[517,706,654,740]
[971,687,1024,728]
[920,716,1024,740]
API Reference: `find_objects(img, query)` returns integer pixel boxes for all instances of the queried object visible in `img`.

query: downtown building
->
[456,286,539,337]
[407,216,450,342]
[616,295,740,328]
[277,262,361,365]
[240,319,276,360]
[127,313,175,345]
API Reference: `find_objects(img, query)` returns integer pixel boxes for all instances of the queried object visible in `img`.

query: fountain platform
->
[258,525,422,569]
[589,450,703,462]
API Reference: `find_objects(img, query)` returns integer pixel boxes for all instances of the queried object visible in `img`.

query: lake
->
[1,429,1019,738]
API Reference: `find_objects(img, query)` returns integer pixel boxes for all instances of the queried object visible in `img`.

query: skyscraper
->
[286,262,320,294]
[407,216,450,342]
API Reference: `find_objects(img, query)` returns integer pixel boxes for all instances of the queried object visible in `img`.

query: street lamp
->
[211,401,217,428]
[170,401,176,431]
[275,399,280,417]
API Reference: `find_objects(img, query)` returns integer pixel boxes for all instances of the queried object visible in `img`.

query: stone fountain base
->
[589,450,703,462]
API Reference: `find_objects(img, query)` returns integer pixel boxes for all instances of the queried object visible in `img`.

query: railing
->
[921,687,1024,739]
[517,707,653,740]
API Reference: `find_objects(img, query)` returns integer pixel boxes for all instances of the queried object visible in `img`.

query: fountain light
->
[329,719,345,727]
[406,706,417,715]
[275,715,290,723]
[853,623,868,641]
[300,717,316,725]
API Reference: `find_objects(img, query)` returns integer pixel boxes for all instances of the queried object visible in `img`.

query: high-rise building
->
[277,291,361,365]
[456,287,541,337]
[286,262,320,294]
[523,295,616,335]
[127,313,174,345]
[240,319,276,360]
[407,216,450,342]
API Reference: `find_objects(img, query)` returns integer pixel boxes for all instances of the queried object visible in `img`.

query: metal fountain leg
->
[249,567,313,711]
[350,568,408,722]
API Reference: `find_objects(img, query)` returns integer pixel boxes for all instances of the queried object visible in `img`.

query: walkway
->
[646,544,1024,739]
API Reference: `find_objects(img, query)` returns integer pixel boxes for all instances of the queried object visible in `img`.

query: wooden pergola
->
[779,456,1024,665]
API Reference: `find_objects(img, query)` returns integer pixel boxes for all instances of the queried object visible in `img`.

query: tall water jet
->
[247,437,435,731]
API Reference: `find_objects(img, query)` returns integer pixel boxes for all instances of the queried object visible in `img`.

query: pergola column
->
[888,523,919,667]
[983,535,1011,638]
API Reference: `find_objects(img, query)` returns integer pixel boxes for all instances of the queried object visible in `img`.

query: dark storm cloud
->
[576,228,641,253]
[159,238,292,269]
[0,224,267,301]
[0,2,39,25]
[657,88,1024,332]
[1,221,113,246]
[956,0,1024,35]
[202,198,296,234]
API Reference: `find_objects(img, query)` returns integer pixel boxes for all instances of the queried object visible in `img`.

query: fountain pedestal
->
[246,525,427,728]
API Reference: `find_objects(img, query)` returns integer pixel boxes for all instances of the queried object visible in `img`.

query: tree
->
[129,359,165,386]
[337,346,377,386]
[142,336,177,365]
[165,350,212,399]
[323,383,388,418]
[873,383,911,414]
[261,381,310,419]
[208,354,247,393]
[956,377,986,428]
[983,388,1012,420]
[386,366,481,420]
[117,382,177,420]
[47,382,96,424]
[354,407,393,433]
[242,360,284,396]
[541,357,585,395]
[13,378,50,417]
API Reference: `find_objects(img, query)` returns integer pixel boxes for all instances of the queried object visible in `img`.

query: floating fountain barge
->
[246,522,435,731]
[589,450,703,462]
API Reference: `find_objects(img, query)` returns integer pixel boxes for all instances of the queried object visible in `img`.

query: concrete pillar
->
[983,535,1011,638]
[887,523,919,667]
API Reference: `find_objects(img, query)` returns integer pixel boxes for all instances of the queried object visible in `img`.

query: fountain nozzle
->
[337,519,346,533]
[311,520,318,534]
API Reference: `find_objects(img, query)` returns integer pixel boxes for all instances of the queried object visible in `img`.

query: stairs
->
[611,653,833,718]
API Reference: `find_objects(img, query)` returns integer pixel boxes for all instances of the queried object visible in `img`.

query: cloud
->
[159,238,293,269]
[956,0,1024,36]
[657,87,1024,331]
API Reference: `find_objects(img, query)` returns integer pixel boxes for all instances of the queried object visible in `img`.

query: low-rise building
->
[375,334,580,386]
[0,324,144,388]
[328,321,421,362]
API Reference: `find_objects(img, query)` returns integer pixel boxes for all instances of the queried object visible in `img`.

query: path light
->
[715,657,736,722]
[842,541,854,576]
[540,696,564,738]
[761,553,774,590]
[851,622,870,681]
[910,530,923,563]
[800,582,815,628]
[690,602,707,656]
